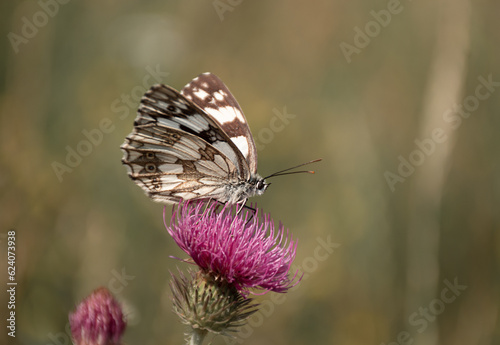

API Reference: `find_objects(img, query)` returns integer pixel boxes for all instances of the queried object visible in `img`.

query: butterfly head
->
[254,175,270,196]
[244,174,269,199]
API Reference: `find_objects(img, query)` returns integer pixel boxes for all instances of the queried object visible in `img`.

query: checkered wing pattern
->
[121,73,264,204]
[181,73,258,174]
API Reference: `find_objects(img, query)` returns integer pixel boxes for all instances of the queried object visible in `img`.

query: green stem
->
[188,328,208,345]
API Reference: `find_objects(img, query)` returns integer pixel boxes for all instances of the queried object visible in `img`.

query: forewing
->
[181,72,258,174]
[138,84,250,178]
[121,122,239,204]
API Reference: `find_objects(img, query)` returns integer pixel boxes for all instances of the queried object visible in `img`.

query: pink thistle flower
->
[69,287,126,345]
[165,200,299,294]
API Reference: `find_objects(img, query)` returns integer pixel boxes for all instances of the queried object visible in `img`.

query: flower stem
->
[188,328,208,345]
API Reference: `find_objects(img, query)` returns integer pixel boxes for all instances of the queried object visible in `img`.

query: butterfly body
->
[221,173,267,205]
[121,73,268,205]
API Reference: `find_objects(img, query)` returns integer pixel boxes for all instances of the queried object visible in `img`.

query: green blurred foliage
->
[1,0,499,344]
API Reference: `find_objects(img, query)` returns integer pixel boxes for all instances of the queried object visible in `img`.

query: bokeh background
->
[1,0,499,344]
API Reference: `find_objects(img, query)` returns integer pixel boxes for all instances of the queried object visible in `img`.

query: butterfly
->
[121,72,319,205]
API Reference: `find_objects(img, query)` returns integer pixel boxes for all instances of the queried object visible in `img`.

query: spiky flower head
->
[170,269,257,337]
[69,287,126,345]
[165,200,299,294]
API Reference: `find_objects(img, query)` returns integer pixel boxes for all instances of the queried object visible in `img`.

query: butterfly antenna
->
[264,158,322,179]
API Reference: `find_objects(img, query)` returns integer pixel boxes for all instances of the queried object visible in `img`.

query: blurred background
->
[1,0,499,344]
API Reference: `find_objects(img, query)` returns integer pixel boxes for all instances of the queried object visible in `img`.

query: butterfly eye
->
[145,163,157,172]
[167,105,176,112]
[146,152,155,160]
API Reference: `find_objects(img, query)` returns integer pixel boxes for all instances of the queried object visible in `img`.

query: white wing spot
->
[213,91,225,101]
[231,136,250,158]
[193,89,210,101]
[205,106,245,124]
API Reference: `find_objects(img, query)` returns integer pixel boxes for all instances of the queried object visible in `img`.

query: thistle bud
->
[69,287,126,345]
[170,270,257,337]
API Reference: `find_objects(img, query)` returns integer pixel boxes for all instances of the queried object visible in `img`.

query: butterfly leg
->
[234,199,260,226]
[236,199,247,215]
[244,205,258,225]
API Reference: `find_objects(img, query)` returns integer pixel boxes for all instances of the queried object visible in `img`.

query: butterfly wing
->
[121,84,249,204]
[122,124,239,204]
[137,84,250,176]
[181,73,258,174]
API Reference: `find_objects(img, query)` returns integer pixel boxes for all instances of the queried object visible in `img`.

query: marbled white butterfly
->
[121,72,318,205]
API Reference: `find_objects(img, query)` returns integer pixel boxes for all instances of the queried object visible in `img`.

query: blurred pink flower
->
[69,287,126,345]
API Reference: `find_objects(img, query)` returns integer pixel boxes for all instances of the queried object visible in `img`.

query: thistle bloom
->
[165,200,299,294]
[69,287,126,345]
